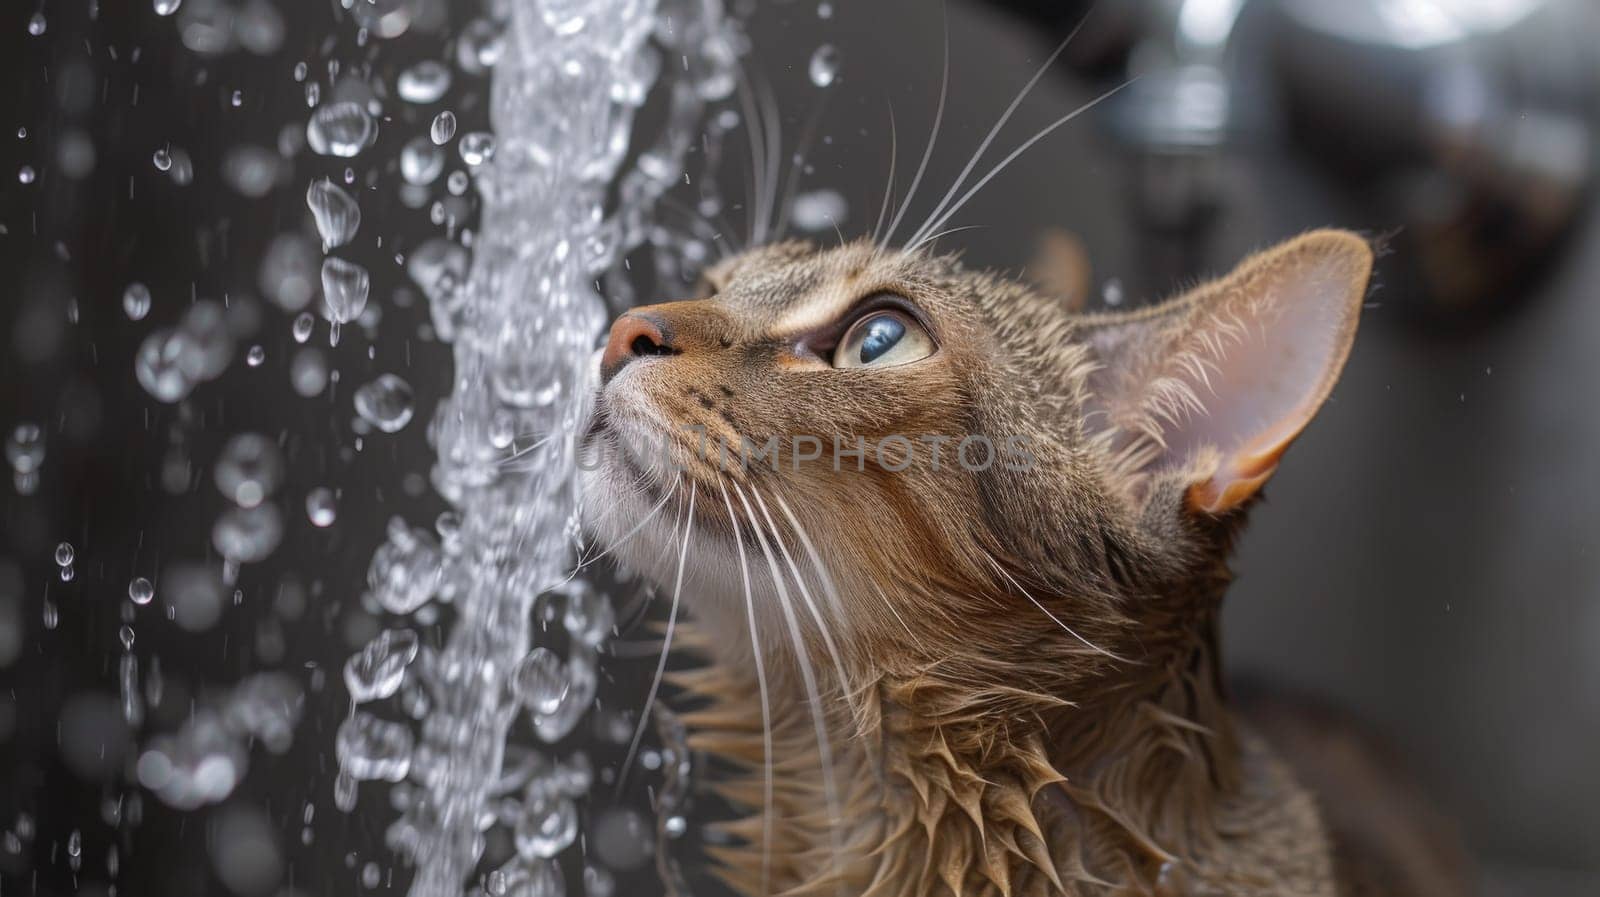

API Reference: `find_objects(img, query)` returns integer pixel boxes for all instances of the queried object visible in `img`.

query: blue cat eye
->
[858,315,906,364]
[831,310,935,369]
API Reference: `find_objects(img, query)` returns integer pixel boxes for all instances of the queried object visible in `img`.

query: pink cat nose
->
[600,312,677,385]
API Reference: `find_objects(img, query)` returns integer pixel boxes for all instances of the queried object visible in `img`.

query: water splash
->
[331,2,742,893]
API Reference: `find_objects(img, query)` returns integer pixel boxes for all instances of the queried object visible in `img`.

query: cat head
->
[578,231,1373,705]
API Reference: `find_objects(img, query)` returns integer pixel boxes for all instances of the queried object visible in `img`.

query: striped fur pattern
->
[580,232,1385,895]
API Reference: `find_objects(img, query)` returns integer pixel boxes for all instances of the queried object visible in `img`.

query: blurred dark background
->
[3,0,1598,895]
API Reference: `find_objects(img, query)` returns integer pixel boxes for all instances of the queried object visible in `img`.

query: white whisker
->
[870,99,899,249]
[985,551,1122,661]
[750,487,854,712]
[885,9,950,245]
[618,485,697,794]
[565,475,680,583]
[908,78,1135,252]
[732,480,845,891]
[736,73,769,247]
[774,97,832,243]
[906,14,1093,248]
[718,478,774,896]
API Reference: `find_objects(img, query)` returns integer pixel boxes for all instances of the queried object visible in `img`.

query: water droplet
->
[808,44,840,88]
[290,347,329,398]
[129,577,155,606]
[17,166,35,184]
[1102,277,1124,307]
[591,809,653,869]
[791,188,848,232]
[214,433,284,508]
[399,137,444,186]
[457,132,495,166]
[55,542,75,566]
[27,13,46,36]
[307,102,377,158]
[584,864,615,897]
[367,522,443,614]
[153,0,182,15]
[562,584,614,647]
[345,629,419,704]
[512,648,569,715]
[212,504,284,563]
[163,563,225,633]
[246,345,265,367]
[446,170,469,196]
[354,374,415,433]
[514,793,578,859]
[306,179,361,248]
[488,857,563,897]
[397,61,451,104]
[152,147,172,171]
[817,1,833,19]
[306,487,337,527]
[336,711,414,782]
[320,257,370,324]
[5,423,45,476]
[135,328,199,403]
[123,282,152,320]
[292,312,315,343]
[457,19,504,72]
[429,110,456,146]
[260,233,319,312]
[333,769,358,812]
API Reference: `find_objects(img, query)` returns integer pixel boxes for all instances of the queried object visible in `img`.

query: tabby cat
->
[579,231,1468,896]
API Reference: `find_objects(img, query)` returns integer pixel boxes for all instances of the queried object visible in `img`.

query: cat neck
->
[677,608,1334,896]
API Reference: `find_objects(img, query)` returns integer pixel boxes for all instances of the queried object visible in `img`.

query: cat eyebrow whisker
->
[904,223,989,256]
[773,92,832,245]
[735,70,786,248]
[734,70,770,249]
[884,6,951,248]
[904,11,1092,250]
[907,77,1135,252]
[869,98,900,251]
[718,477,774,896]
[618,479,695,797]
[732,480,846,889]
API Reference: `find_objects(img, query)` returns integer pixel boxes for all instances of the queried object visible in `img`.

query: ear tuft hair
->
[1081,230,1374,515]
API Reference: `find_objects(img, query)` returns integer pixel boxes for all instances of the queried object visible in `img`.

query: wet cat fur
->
[579,231,1452,896]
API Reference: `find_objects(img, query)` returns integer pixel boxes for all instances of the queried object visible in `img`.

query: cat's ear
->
[1082,230,1373,515]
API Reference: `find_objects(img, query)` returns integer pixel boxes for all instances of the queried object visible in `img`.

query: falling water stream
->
[6,0,740,894]
[344,2,739,894]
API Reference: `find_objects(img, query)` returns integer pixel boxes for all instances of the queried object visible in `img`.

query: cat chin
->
[578,462,821,652]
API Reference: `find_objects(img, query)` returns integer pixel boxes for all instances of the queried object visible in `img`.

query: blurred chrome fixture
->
[1274,0,1597,316]
[1105,0,1254,232]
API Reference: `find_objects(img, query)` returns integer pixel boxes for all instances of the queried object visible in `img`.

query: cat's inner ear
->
[1083,230,1375,515]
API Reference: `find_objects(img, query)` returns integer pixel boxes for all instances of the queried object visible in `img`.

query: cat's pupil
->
[859,315,905,364]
